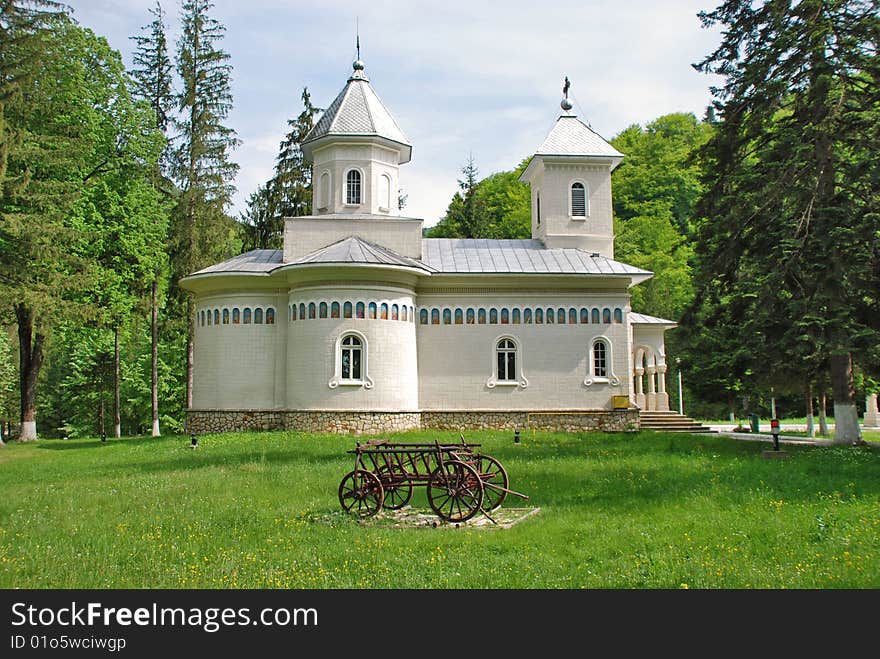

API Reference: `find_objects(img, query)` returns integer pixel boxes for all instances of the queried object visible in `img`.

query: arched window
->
[299,303,306,320]
[266,308,275,324]
[603,308,611,324]
[320,302,328,318]
[222,309,230,324]
[199,310,205,326]
[571,181,587,217]
[340,334,363,381]
[535,308,543,324]
[292,305,297,321]
[345,169,361,205]
[443,309,451,325]
[591,308,600,324]
[512,308,521,324]
[614,308,623,323]
[207,310,213,326]
[431,309,440,325]
[557,308,566,324]
[478,309,487,324]
[410,306,415,322]
[368,302,377,319]
[523,308,532,324]
[454,308,463,324]
[501,309,509,324]
[356,302,365,319]
[401,305,407,322]
[496,339,517,382]
[391,304,399,321]
[569,308,578,324]
[319,172,330,210]
[545,308,554,324]
[380,303,388,320]
[309,303,316,319]
[331,302,340,318]
[379,174,391,211]
[466,308,475,324]
[213,309,219,325]
[243,308,252,324]
[489,309,498,324]
[593,339,608,377]
[420,309,428,324]
[580,308,589,324]
[254,308,263,324]
[232,308,240,324]
[343,301,353,318]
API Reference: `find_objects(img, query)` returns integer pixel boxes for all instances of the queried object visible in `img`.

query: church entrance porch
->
[633,346,669,412]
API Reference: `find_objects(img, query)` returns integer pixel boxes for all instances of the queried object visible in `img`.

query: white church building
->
[182,58,676,435]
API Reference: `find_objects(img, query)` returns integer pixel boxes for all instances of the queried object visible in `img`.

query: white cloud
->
[67,0,723,223]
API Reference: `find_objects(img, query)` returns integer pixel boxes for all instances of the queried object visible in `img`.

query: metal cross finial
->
[356,18,360,60]
[563,76,570,98]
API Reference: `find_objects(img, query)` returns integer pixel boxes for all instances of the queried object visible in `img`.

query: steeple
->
[518,78,624,257]
[302,58,412,216]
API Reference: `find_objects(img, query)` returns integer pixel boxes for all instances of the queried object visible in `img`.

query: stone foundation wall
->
[187,409,639,435]
[187,410,420,435]
[422,410,639,432]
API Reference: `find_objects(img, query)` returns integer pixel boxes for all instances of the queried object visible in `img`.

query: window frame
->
[329,331,373,389]
[486,335,528,389]
[584,335,620,387]
[344,168,363,206]
[569,179,589,219]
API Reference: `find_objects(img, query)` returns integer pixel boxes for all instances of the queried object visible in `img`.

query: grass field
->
[1,430,878,589]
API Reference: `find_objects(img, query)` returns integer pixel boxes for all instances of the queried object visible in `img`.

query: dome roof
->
[302,62,411,163]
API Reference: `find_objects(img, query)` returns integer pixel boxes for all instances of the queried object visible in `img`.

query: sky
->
[65,0,724,227]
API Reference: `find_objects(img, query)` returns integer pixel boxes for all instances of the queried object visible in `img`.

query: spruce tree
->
[171,0,239,410]
[130,0,174,437]
[268,87,318,224]
[690,0,879,443]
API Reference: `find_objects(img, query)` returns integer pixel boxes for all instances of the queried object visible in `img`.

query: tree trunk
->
[15,304,43,442]
[830,353,862,445]
[805,385,814,438]
[99,397,105,439]
[151,277,160,437]
[728,393,735,423]
[0,420,5,447]
[113,326,121,439]
[818,391,829,435]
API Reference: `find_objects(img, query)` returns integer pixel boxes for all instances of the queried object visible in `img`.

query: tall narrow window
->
[343,301,353,318]
[266,308,275,325]
[392,304,399,321]
[243,308,252,324]
[369,302,377,319]
[232,308,240,324]
[571,182,587,217]
[420,309,428,324]
[309,303,317,319]
[319,172,330,210]
[222,309,229,324]
[512,309,521,324]
[356,302,365,319]
[320,302,328,318]
[379,174,391,210]
[340,335,362,381]
[603,308,611,324]
[207,310,213,326]
[454,308,463,324]
[593,340,608,377]
[496,339,517,382]
[466,308,475,324]
[536,192,541,225]
[346,169,361,205]
[254,308,263,324]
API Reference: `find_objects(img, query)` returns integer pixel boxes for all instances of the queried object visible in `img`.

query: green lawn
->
[1,430,878,589]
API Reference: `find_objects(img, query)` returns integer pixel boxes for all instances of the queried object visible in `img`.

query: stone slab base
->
[187,409,640,435]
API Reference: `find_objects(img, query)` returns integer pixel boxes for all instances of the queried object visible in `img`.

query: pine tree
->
[690,0,879,444]
[171,0,239,410]
[268,87,318,223]
[130,0,174,437]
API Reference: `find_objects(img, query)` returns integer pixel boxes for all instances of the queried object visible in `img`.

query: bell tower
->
[301,58,412,217]
[518,79,623,258]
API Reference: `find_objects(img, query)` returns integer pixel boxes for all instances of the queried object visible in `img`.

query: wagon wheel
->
[377,463,413,510]
[338,469,384,518]
[427,460,484,523]
[474,454,509,511]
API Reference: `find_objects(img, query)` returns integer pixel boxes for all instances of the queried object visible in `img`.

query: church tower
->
[301,58,411,216]
[519,81,623,258]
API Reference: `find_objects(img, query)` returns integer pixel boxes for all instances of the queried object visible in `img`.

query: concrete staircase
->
[638,411,715,433]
